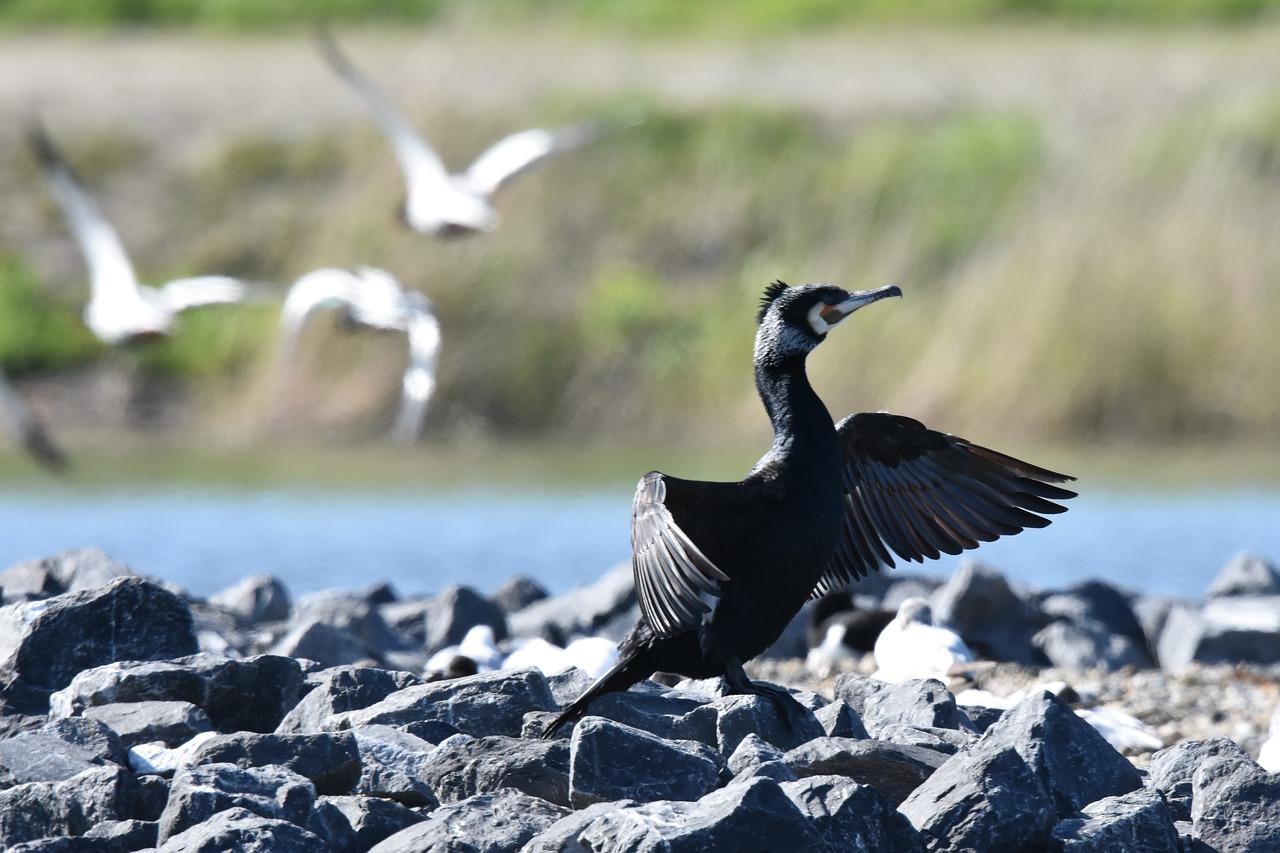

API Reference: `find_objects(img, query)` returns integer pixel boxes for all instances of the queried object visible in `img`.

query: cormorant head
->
[755,280,902,363]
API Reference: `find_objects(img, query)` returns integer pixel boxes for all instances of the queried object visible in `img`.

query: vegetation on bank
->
[4,30,1280,449]
[1,0,1279,32]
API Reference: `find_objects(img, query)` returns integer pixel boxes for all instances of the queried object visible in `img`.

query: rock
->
[423,585,508,655]
[1156,597,1280,672]
[0,577,198,714]
[268,620,373,668]
[1191,739,1280,852]
[930,560,1045,664]
[568,716,723,808]
[88,818,160,849]
[188,732,362,796]
[208,574,292,626]
[377,599,430,648]
[318,795,426,853]
[898,744,1056,852]
[0,765,139,849]
[1032,617,1152,671]
[782,736,947,806]
[874,724,975,756]
[1053,788,1181,852]
[831,671,888,716]
[367,788,569,853]
[158,805,322,852]
[0,733,105,787]
[1206,552,1280,598]
[521,800,642,853]
[291,590,406,660]
[781,775,925,852]
[350,725,439,807]
[977,690,1142,816]
[1038,579,1148,648]
[727,733,797,783]
[82,700,214,749]
[507,563,637,646]
[0,548,140,604]
[1147,737,1246,822]
[421,733,570,807]
[156,762,315,844]
[489,575,549,614]
[538,681,704,740]
[329,668,557,738]
[814,699,870,739]
[678,692,825,754]
[39,716,129,768]
[275,666,421,735]
[859,678,974,737]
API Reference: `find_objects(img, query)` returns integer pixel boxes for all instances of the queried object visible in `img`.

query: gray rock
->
[874,724,975,755]
[0,577,198,714]
[930,560,1046,664]
[276,666,421,735]
[330,667,557,738]
[1191,739,1280,852]
[0,765,139,849]
[898,744,1056,852]
[82,700,214,749]
[540,681,704,740]
[318,795,426,853]
[158,805,322,852]
[569,775,824,852]
[782,736,947,806]
[1032,617,1152,670]
[726,733,791,780]
[421,733,570,806]
[1038,579,1148,649]
[293,590,406,659]
[0,733,105,787]
[781,775,925,853]
[351,725,439,807]
[678,691,825,754]
[814,699,870,739]
[269,620,372,668]
[1158,597,1280,672]
[507,563,637,646]
[1206,552,1280,598]
[0,548,140,604]
[978,689,1142,816]
[303,798,358,853]
[39,716,129,768]
[568,716,723,808]
[156,762,315,843]
[489,575,548,614]
[88,817,160,849]
[189,731,361,796]
[1147,737,1247,822]
[367,787,569,853]
[423,585,508,654]
[377,598,430,648]
[1053,787,1181,852]
[521,800,642,853]
[860,678,974,737]
[208,574,291,626]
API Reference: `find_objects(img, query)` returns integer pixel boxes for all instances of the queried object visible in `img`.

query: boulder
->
[423,585,508,654]
[39,716,129,768]
[1191,739,1280,852]
[859,678,974,737]
[781,775,925,852]
[1032,617,1151,671]
[507,563,637,646]
[1157,597,1280,672]
[317,795,426,853]
[677,691,825,754]
[156,762,315,844]
[0,577,198,714]
[350,725,439,807]
[0,548,140,604]
[782,736,947,806]
[1206,552,1280,598]
[208,574,292,626]
[930,560,1045,664]
[158,805,322,852]
[489,575,549,614]
[1053,788,1181,852]
[568,716,723,808]
[1147,737,1246,822]
[275,666,421,735]
[367,788,569,853]
[421,733,570,806]
[82,700,214,749]
[268,620,373,668]
[0,765,139,849]
[0,733,106,788]
[188,732,362,796]
[291,590,406,660]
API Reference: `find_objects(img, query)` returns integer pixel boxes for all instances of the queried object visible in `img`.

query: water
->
[0,485,1277,601]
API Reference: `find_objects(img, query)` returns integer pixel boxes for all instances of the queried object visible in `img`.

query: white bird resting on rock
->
[317,30,620,237]
[872,597,991,683]
[275,266,441,444]
[29,122,250,346]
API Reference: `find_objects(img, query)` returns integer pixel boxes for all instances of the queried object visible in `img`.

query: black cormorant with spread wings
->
[544,281,1074,737]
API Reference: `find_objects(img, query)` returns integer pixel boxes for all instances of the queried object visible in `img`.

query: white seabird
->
[29,123,250,346]
[872,597,984,683]
[0,369,68,472]
[276,266,441,444]
[317,31,609,237]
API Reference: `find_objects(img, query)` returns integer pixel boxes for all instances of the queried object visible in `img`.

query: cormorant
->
[29,123,250,346]
[316,31,611,237]
[544,280,1075,737]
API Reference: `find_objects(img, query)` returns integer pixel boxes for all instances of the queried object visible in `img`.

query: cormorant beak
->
[821,284,903,324]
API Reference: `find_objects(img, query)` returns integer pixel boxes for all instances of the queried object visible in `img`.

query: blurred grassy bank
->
[2,23,1279,462]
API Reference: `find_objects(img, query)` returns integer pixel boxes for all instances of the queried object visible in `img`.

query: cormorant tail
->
[542,650,649,739]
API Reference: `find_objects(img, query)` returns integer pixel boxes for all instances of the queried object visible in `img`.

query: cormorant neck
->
[754,354,832,458]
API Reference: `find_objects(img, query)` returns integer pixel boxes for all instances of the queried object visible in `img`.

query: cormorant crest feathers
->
[757,281,790,325]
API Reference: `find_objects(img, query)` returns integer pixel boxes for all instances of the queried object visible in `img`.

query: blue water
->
[0,485,1277,602]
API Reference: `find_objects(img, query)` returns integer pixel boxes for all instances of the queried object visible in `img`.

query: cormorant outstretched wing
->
[814,411,1075,596]
[630,472,731,639]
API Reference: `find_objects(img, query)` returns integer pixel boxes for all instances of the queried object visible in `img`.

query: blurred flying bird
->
[28,123,250,346]
[276,267,441,444]
[0,369,69,473]
[317,31,612,236]
[543,281,1075,737]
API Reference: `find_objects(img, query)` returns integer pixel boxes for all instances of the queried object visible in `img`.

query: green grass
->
[0,255,100,374]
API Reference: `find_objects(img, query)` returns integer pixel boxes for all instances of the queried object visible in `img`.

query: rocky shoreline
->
[1,547,1278,851]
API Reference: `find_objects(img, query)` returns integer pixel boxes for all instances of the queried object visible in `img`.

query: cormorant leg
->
[722,657,803,731]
